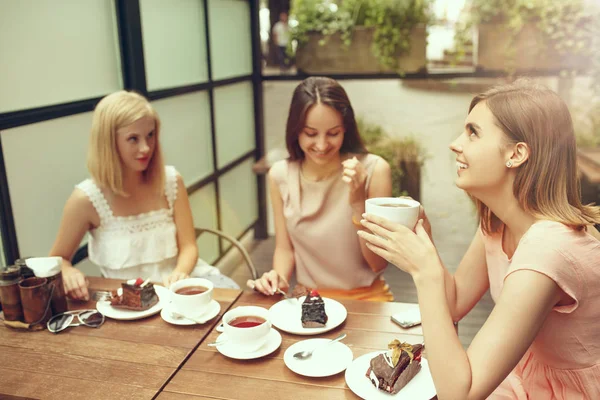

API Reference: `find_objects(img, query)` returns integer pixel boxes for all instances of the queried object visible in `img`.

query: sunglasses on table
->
[47,309,105,334]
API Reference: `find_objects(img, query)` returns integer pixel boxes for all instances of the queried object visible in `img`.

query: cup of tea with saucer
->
[219,306,273,354]
[167,278,216,323]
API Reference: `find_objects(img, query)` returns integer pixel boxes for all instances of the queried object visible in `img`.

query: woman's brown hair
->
[285,77,367,160]
[471,79,600,234]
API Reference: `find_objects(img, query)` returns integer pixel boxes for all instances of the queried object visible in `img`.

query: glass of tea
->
[222,306,271,353]
[169,277,214,318]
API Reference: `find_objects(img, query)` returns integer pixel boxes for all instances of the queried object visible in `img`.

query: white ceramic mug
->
[365,197,420,229]
[222,306,271,353]
[170,278,214,318]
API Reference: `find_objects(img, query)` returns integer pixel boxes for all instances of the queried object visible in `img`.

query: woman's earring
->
[506,160,513,168]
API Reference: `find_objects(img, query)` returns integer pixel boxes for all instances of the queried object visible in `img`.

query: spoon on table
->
[293,333,347,360]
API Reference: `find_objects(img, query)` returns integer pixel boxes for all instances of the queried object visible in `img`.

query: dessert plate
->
[161,299,221,326]
[269,296,347,335]
[284,338,353,377]
[345,351,436,400]
[214,328,282,360]
[96,285,168,320]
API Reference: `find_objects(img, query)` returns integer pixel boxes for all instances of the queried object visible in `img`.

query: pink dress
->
[483,220,600,399]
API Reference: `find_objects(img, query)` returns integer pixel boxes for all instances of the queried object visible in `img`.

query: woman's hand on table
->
[62,265,89,301]
[248,270,289,295]
[163,270,189,289]
[357,214,440,279]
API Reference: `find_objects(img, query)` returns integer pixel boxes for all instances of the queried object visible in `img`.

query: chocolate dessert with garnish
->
[109,277,158,311]
[366,340,424,394]
[301,289,328,328]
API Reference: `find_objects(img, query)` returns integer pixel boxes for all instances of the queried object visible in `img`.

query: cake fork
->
[91,291,112,302]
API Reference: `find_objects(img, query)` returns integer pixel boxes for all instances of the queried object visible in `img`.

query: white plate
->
[345,352,436,400]
[214,328,282,360]
[269,296,347,335]
[284,338,353,377]
[96,285,168,320]
[161,299,221,326]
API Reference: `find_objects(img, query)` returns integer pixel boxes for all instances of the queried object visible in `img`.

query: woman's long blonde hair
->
[87,91,165,196]
[471,79,600,234]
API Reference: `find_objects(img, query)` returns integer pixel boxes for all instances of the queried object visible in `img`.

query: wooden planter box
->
[477,22,590,72]
[295,25,427,74]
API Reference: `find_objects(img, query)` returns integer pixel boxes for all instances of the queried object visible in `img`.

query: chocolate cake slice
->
[366,341,424,394]
[301,289,328,328]
[110,278,158,311]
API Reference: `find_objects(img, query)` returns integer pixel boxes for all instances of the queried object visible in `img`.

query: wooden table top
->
[0,277,242,400]
[159,291,426,400]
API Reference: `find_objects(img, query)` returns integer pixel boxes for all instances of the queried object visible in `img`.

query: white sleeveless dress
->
[75,166,235,286]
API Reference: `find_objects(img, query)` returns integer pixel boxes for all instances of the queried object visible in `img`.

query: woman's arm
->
[416,265,560,399]
[355,158,392,273]
[167,173,199,287]
[254,171,295,295]
[357,215,561,399]
[444,229,490,322]
[49,189,96,300]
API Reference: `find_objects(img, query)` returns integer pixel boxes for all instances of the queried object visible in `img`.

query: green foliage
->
[357,117,427,197]
[290,0,431,71]
[454,0,599,85]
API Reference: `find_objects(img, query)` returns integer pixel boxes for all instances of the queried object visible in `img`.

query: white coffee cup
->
[365,197,420,228]
[170,278,214,318]
[222,306,271,353]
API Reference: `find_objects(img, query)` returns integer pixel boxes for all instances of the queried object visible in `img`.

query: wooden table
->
[159,291,426,400]
[0,277,242,400]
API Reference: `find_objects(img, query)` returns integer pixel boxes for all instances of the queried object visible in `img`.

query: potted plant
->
[455,0,596,73]
[290,0,431,74]
[358,118,427,200]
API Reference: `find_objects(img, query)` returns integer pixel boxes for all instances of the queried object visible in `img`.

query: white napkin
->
[25,256,62,278]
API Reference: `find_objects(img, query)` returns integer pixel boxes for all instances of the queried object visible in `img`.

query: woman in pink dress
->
[359,79,600,399]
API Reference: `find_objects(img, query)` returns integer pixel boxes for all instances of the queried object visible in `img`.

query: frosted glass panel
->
[2,114,92,257]
[208,0,252,80]
[219,159,257,244]
[0,1,121,113]
[152,92,213,184]
[140,0,209,90]
[214,82,255,168]
[189,183,219,264]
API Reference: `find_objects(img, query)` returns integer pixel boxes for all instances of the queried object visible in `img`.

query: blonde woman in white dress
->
[49,91,218,301]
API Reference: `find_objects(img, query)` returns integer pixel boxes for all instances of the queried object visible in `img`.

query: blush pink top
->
[269,154,384,290]
[483,220,600,400]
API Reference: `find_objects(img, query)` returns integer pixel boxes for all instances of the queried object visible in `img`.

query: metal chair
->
[195,227,258,281]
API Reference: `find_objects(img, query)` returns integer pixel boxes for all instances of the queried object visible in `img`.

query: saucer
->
[214,328,282,360]
[284,338,353,377]
[161,299,221,326]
